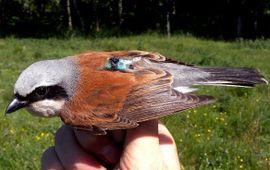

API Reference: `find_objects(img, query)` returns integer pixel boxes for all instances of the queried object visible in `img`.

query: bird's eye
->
[36,87,48,97]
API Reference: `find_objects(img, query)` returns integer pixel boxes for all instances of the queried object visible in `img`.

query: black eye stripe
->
[15,93,27,101]
[15,85,68,103]
[36,87,48,96]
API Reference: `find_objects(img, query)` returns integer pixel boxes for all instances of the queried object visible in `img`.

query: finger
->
[119,120,165,169]
[74,129,121,165]
[41,146,64,170]
[158,123,181,170]
[55,125,106,170]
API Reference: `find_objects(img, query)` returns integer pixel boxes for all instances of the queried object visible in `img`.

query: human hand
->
[41,120,181,170]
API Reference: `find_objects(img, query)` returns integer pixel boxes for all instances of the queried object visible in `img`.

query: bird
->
[5,51,268,134]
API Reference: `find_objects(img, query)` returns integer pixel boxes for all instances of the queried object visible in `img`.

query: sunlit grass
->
[0,35,269,169]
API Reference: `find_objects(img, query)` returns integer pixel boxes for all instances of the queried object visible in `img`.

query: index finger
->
[54,125,106,170]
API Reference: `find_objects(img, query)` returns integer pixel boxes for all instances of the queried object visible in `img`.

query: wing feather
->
[117,71,215,123]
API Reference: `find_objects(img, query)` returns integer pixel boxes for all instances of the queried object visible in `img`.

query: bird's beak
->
[5,98,28,114]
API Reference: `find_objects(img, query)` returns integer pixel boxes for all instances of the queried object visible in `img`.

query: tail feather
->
[199,67,268,87]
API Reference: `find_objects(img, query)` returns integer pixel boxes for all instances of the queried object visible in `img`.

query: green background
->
[0,34,269,169]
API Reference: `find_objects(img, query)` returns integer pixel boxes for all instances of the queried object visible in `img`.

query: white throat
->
[27,99,65,117]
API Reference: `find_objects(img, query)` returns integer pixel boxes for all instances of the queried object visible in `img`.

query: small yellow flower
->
[41,132,45,137]
[239,165,244,169]
[240,158,244,162]
[195,133,201,137]
[35,136,41,140]
[9,129,15,134]
[207,129,211,133]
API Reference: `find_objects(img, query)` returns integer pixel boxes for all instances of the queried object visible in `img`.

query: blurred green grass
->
[0,35,269,169]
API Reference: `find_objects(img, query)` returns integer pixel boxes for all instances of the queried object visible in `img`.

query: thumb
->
[117,120,165,170]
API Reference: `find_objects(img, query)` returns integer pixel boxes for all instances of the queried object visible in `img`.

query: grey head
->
[5,57,78,117]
